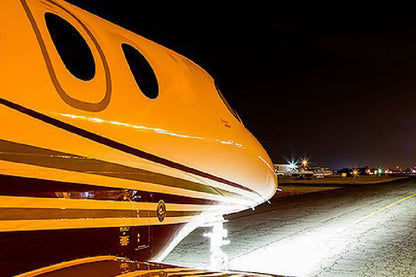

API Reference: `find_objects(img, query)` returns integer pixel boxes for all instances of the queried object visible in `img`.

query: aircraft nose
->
[255,155,278,202]
[237,133,278,205]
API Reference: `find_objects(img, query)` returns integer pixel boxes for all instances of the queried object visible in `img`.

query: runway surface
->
[163,178,416,276]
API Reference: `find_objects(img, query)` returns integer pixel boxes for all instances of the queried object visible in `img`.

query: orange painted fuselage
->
[0,0,277,275]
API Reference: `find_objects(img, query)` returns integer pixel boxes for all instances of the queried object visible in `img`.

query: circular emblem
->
[157,200,166,222]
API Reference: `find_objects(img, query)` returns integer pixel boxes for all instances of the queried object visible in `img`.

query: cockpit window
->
[45,13,95,81]
[122,43,159,99]
[215,82,242,122]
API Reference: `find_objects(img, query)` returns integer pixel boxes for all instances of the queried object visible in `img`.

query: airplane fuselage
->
[0,0,277,275]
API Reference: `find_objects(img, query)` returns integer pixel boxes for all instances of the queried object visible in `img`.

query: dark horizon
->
[67,1,416,169]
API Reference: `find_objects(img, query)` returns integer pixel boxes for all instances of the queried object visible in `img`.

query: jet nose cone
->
[255,155,278,202]
[232,131,278,206]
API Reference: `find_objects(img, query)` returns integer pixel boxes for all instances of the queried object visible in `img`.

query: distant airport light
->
[352,169,359,176]
[301,159,308,167]
[288,162,297,169]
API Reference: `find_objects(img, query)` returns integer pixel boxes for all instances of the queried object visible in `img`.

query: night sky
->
[67,1,416,169]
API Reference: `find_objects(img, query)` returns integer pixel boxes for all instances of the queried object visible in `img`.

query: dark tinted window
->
[122,44,159,99]
[216,82,242,122]
[45,13,95,81]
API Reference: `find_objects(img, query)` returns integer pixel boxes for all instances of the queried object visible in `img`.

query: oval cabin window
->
[122,43,159,99]
[45,13,95,81]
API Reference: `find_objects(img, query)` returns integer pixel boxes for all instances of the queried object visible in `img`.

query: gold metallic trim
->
[116,269,197,277]
[0,196,214,231]
[0,139,232,197]
[0,208,138,220]
[0,216,197,232]
[16,256,120,277]
[0,207,201,220]
[0,196,232,212]
[0,160,231,203]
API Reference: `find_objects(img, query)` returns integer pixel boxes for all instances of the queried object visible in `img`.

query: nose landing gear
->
[203,217,230,270]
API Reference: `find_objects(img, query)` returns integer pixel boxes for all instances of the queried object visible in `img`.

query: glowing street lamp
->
[301,159,308,168]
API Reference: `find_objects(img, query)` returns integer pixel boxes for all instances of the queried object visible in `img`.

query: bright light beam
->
[229,192,416,276]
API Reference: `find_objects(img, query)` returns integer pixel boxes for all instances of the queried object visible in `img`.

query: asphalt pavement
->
[163,178,416,276]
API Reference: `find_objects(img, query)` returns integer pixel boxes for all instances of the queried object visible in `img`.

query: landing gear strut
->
[203,217,230,270]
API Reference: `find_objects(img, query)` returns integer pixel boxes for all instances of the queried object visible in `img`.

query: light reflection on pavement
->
[164,179,416,276]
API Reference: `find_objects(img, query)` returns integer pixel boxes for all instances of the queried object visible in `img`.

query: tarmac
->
[163,178,416,276]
